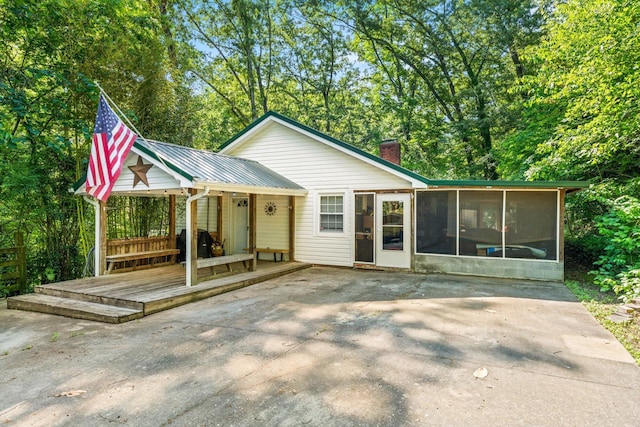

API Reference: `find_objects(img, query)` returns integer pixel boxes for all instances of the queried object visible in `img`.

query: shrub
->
[565,234,607,268]
[591,196,640,302]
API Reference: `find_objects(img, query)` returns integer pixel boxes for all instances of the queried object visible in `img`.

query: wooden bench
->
[106,236,179,274]
[106,249,180,274]
[183,253,255,275]
[256,248,289,262]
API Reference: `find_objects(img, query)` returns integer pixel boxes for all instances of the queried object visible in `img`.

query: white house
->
[75,111,588,283]
[218,112,588,281]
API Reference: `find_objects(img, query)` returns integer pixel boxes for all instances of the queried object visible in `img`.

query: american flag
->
[85,95,137,201]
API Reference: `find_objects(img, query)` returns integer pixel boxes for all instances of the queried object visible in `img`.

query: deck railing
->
[106,236,175,255]
[0,232,27,294]
[105,236,179,273]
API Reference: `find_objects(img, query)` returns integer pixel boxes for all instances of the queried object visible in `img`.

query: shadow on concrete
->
[2,267,637,426]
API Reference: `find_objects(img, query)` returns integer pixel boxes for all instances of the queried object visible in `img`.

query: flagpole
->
[91,81,195,287]
[92,81,185,189]
[93,81,145,138]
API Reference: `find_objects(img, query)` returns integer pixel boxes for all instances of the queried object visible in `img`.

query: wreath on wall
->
[264,201,277,216]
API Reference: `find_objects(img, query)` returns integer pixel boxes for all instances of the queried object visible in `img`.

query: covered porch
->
[75,138,307,286]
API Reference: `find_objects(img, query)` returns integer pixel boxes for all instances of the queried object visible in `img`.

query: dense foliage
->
[1,0,639,300]
[503,0,640,300]
[592,196,640,302]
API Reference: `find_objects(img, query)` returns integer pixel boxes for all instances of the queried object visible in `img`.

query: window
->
[415,191,456,255]
[382,200,404,251]
[355,193,374,262]
[320,195,344,232]
[416,190,558,260]
[458,191,503,256]
[505,192,557,260]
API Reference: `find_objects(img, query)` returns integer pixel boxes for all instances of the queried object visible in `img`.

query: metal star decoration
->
[128,156,153,188]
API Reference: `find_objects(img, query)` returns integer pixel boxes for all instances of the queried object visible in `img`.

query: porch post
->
[558,190,565,262]
[98,200,107,276]
[249,193,257,271]
[289,196,295,261]
[187,189,198,286]
[168,194,176,249]
[185,187,210,286]
[217,195,222,238]
[84,196,107,276]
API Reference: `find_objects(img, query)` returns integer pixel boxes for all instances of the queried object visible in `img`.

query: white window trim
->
[315,191,347,237]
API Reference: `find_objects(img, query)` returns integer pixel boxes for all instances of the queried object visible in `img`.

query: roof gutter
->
[424,180,590,191]
[191,180,308,196]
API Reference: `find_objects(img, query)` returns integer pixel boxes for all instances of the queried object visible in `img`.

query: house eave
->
[423,180,590,191]
[218,111,430,188]
[192,180,308,196]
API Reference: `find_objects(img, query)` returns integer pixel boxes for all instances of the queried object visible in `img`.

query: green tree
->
[0,0,182,284]
[507,0,640,184]
[174,0,280,125]
[505,0,640,300]
[171,0,374,151]
[339,0,547,179]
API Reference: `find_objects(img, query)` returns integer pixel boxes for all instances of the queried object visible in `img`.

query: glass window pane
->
[383,226,403,251]
[505,191,557,260]
[382,200,404,251]
[416,191,456,255]
[383,201,403,225]
[355,194,374,262]
[320,195,344,232]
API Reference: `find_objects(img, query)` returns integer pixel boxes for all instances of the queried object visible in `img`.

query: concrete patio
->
[1,267,639,426]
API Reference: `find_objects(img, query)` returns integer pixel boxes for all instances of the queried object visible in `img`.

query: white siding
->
[225,123,413,266]
[228,124,411,190]
[293,191,353,266]
[256,195,289,260]
[175,196,218,235]
[111,152,183,193]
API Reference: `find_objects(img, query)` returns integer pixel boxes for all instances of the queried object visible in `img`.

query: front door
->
[231,197,249,254]
[354,193,375,263]
[376,193,411,268]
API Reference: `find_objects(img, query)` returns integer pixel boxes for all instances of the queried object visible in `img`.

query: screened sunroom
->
[413,182,585,281]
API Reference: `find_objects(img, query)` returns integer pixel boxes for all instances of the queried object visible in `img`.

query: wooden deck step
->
[35,285,144,311]
[7,294,143,324]
[7,262,311,324]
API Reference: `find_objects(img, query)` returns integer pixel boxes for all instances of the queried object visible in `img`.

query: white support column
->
[186,187,210,286]
[84,196,101,277]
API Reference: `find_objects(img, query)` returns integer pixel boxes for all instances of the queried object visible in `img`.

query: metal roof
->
[135,138,306,193]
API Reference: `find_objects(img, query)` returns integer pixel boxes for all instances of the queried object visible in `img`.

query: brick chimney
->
[379,139,401,165]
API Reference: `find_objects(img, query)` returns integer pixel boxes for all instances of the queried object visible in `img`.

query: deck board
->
[8,262,310,323]
[39,266,184,295]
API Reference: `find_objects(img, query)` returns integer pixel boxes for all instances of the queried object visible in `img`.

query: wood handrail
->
[0,232,27,294]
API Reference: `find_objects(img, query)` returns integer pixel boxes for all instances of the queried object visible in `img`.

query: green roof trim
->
[73,111,589,193]
[219,111,589,191]
[134,138,194,181]
[424,179,591,189]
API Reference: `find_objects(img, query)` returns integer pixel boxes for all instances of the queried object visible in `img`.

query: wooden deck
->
[7,262,310,324]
